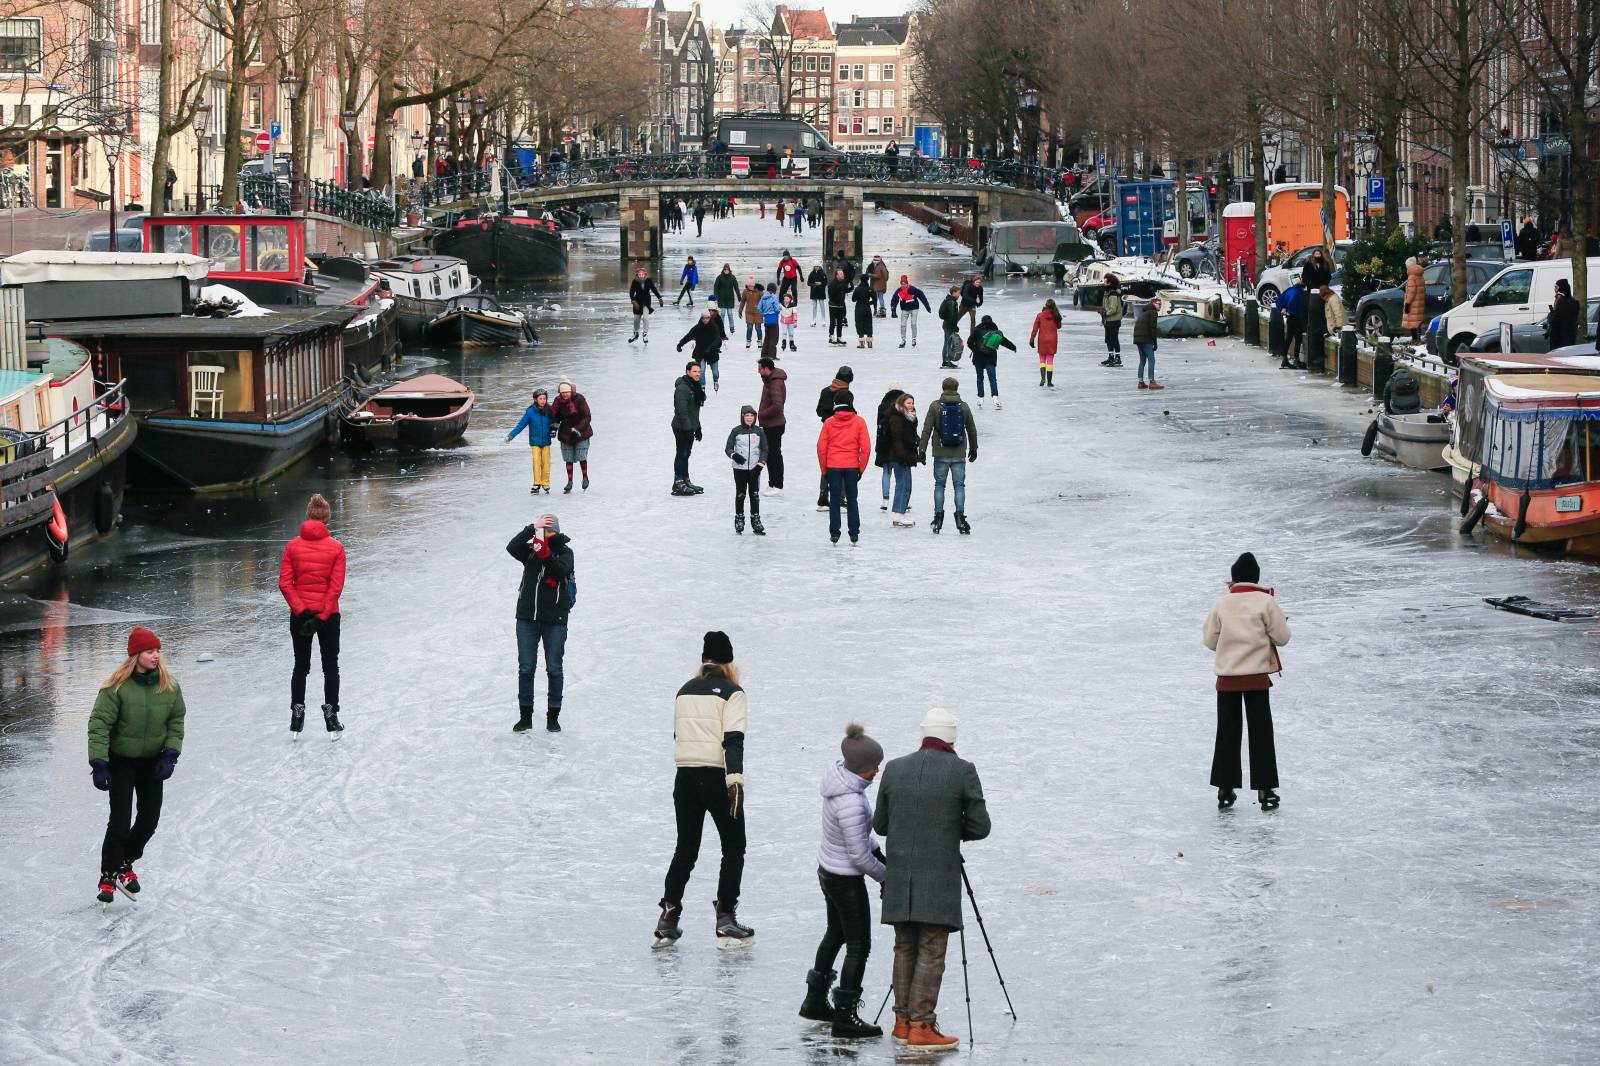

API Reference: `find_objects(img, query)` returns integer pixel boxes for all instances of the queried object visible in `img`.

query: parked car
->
[1068,176,1113,226]
[1356,259,1499,336]
[1467,299,1600,354]
[1427,240,1508,263]
[1255,241,1353,306]
[1172,234,1220,278]
[85,229,145,252]
[239,156,292,183]
[1437,256,1600,363]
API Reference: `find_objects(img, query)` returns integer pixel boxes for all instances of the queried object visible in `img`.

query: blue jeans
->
[720,307,736,335]
[826,468,861,540]
[873,291,886,313]
[515,620,567,710]
[746,321,761,344]
[699,358,720,385]
[1136,342,1156,380]
[881,465,892,499]
[974,364,998,397]
[933,457,966,513]
[890,462,912,514]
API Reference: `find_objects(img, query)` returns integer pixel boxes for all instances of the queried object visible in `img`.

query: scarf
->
[919,737,955,754]
[897,283,913,304]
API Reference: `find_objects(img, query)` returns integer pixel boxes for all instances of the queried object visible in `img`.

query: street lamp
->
[101,112,127,242]
[1018,86,1040,167]
[193,103,212,211]
[279,75,304,211]
[1262,135,1280,182]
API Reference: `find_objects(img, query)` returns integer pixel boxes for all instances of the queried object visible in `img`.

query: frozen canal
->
[2,208,1598,1066]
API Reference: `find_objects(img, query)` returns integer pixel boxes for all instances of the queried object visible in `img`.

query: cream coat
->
[1202,585,1291,676]
[1322,291,1348,331]
[673,678,748,783]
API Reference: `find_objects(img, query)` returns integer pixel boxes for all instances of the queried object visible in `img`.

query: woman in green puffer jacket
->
[87,626,186,904]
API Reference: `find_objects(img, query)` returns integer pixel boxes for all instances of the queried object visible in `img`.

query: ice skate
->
[115,863,140,898]
[652,901,683,949]
[582,473,591,489]
[750,515,766,535]
[799,969,835,1022]
[513,704,534,732]
[671,480,695,497]
[735,513,745,534]
[764,487,783,497]
[892,516,916,528]
[563,478,574,494]
[1258,789,1280,810]
[714,902,754,948]
[881,497,889,511]
[931,511,944,534]
[953,512,971,535]
[290,703,305,736]
[849,534,858,546]
[97,874,116,906]
[1100,355,1116,367]
[686,481,705,494]
[993,398,1003,410]
[976,397,984,409]
[831,988,882,1039]
[1217,787,1236,809]
[322,703,343,739]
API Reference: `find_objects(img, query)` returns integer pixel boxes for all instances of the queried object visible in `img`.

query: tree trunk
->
[1249,98,1267,277]
[1449,82,1472,306]
[1320,137,1338,255]
[1570,92,1590,329]
[290,73,308,211]
[371,80,397,197]
[219,7,251,210]
[148,0,176,217]
[1379,123,1400,232]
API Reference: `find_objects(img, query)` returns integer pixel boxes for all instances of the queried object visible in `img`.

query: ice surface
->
[2,209,1598,1066]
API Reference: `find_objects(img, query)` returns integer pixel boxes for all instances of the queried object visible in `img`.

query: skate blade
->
[716,935,754,950]
[115,883,139,902]
[650,936,680,951]
[329,732,343,742]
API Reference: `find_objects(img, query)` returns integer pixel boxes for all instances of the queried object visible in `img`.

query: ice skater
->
[760,283,782,360]
[827,267,850,346]
[506,513,574,733]
[677,307,727,392]
[551,377,593,492]
[1203,552,1289,810]
[1029,298,1061,387]
[817,387,871,545]
[89,627,186,904]
[807,263,827,325]
[967,314,1016,409]
[654,631,753,949]
[675,255,699,306]
[938,285,964,368]
[780,292,799,352]
[799,723,888,1039]
[724,404,768,535]
[278,494,346,737]
[851,274,875,348]
[1132,297,1162,389]
[1099,274,1124,367]
[506,388,554,493]
[713,264,740,336]
[629,268,662,343]
[671,362,706,497]
[917,376,977,535]
[890,275,930,348]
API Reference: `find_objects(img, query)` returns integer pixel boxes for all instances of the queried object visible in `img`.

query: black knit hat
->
[833,389,855,410]
[702,630,734,664]
[1231,552,1260,584]
[836,365,854,382]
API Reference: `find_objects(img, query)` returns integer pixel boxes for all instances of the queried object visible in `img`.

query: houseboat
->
[370,254,480,341]
[1460,373,1600,555]
[0,339,136,584]
[1444,352,1600,497]
[46,307,355,493]
[141,213,398,377]
[432,213,567,283]
[423,294,536,348]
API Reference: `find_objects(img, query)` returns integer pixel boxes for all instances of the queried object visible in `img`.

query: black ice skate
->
[513,704,534,732]
[116,862,141,898]
[672,480,695,496]
[735,513,745,534]
[714,901,754,949]
[97,874,116,906]
[322,704,344,739]
[953,512,971,535]
[290,703,305,736]
[931,511,944,534]
[750,515,766,536]
[1258,789,1280,810]
[652,901,683,949]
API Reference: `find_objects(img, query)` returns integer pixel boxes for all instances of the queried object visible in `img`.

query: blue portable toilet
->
[1114,179,1176,257]
[914,125,942,159]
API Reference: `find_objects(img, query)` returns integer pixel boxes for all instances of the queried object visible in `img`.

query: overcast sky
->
[693,0,916,32]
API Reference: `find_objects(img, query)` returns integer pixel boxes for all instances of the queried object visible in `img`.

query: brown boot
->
[1148,380,1164,390]
[892,1011,911,1045]
[907,1018,959,1050]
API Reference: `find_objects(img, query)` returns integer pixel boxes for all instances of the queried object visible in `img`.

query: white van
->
[1439,257,1600,361]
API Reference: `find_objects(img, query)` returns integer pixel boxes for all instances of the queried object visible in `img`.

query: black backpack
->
[937,401,966,448]
[1387,367,1421,415]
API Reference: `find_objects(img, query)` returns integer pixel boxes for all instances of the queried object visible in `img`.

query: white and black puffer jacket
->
[724,407,769,471]
[817,759,886,882]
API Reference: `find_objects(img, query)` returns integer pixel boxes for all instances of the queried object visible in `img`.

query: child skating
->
[506,388,554,493]
[724,405,769,535]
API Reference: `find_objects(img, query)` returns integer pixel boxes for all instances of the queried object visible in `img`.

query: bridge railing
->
[407,152,1054,210]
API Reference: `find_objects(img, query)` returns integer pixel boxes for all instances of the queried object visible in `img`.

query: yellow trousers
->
[529,446,551,488]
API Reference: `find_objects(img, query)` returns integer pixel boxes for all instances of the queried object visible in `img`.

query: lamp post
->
[101,112,127,242]
[1018,86,1040,167]
[193,103,212,211]
[1263,135,1280,183]
[279,74,303,211]
[340,109,358,188]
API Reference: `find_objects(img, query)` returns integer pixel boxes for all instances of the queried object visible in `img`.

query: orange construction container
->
[1264,182,1348,257]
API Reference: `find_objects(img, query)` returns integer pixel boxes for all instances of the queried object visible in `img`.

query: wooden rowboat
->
[341,374,473,449]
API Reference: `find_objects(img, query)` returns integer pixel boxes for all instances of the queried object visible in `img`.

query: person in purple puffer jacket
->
[799,723,887,1040]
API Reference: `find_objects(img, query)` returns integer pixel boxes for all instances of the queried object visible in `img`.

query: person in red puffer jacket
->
[278,494,347,737]
[817,389,871,545]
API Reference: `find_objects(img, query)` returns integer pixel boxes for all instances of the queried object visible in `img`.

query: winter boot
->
[714,901,754,947]
[322,703,344,738]
[1217,787,1236,809]
[290,703,305,734]
[652,900,683,948]
[867,337,873,348]
[513,704,534,732]
[735,512,745,534]
[954,512,971,535]
[97,874,116,905]
[892,1011,911,1044]
[672,480,695,496]
[1149,380,1164,390]
[750,515,766,536]
[831,988,882,1038]
[116,862,141,897]
[857,338,865,348]
[1047,370,1055,387]
[546,709,561,733]
[931,511,944,534]
[1258,789,1280,810]
[1138,379,1149,389]
[1039,367,1047,386]
[1101,354,1116,366]
[799,969,835,1022]
[907,1018,959,1050]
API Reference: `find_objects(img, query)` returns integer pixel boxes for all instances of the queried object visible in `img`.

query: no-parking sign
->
[730,156,750,177]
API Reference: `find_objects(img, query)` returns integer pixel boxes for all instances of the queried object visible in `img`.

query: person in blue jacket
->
[759,282,782,360]
[1277,282,1308,370]
[676,256,700,307]
[506,388,555,493]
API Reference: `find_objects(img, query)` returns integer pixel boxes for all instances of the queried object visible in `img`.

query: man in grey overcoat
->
[871,707,990,1050]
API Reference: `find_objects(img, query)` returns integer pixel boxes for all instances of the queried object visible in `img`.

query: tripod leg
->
[960,925,973,1044]
[872,985,891,1026]
[963,866,1018,1019]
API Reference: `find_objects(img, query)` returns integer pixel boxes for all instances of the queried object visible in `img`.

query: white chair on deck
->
[189,365,225,418]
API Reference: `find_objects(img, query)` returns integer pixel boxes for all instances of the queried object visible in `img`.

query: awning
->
[0,250,211,285]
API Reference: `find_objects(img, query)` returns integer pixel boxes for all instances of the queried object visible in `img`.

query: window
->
[250,224,290,272]
[867,116,878,134]
[837,120,847,135]
[140,0,159,43]
[791,56,801,71]
[882,89,894,109]
[744,58,755,75]
[868,64,879,81]
[188,350,254,414]
[820,56,831,72]
[1476,269,1532,307]
[202,224,244,271]
[851,117,862,134]
[867,90,879,108]
[837,89,849,108]
[837,64,848,80]
[806,55,817,71]
[0,18,43,73]
[249,87,263,131]
[1423,262,1449,286]
[853,64,864,80]
[852,89,863,108]
[882,63,895,80]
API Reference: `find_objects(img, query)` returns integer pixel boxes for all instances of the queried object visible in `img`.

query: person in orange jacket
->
[277,493,347,737]
[817,388,871,545]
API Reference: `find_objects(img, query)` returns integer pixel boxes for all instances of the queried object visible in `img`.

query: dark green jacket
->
[917,389,978,461]
[712,271,740,308]
[88,673,186,761]
[1131,303,1159,345]
[873,746,990,928]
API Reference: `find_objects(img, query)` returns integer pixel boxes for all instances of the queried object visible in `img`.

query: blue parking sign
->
[270,120,281,138]
[1367,176,1385,206]
[1500,218,1515,262]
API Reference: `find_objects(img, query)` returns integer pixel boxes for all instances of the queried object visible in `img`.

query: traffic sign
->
[1367,176,1385,206]
[270,120,281,138]
[1097,152,1107,171]
[254,131,272,153]
[1500,218,1516,262]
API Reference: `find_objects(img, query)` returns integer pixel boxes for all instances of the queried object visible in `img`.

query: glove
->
[156,748,179,781]
[90,759,112,791]
[967,448,978,463]
[296,612,321,636]
[727,781,743,818]
[694,428,703,442]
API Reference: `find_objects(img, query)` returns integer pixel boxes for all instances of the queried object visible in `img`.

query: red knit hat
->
[127,626,161,657]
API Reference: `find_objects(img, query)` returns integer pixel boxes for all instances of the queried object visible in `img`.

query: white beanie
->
[920,707,957,744]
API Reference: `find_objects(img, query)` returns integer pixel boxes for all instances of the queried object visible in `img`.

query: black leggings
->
[101,754,162,876]
[829,305,847,341]
[734,467,762,514]
[815,869,873,990]
[1103,319,1122,353]
[290,612,341,707]
[663,766,746,910]
[1210,689,1279,789]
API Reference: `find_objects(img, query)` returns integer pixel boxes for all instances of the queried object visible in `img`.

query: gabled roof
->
[774,5,833,41]
[835,14,909,46]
